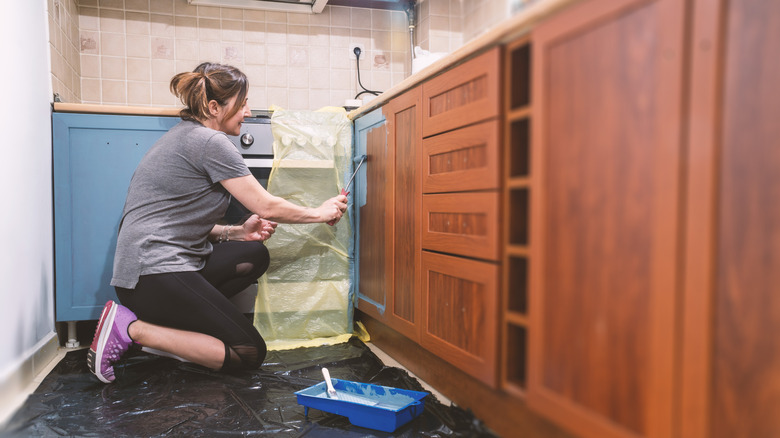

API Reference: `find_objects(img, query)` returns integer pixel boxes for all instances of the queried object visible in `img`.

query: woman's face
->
[214,95,251,136]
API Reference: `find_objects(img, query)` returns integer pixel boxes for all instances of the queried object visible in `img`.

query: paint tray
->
[295,378,428,432]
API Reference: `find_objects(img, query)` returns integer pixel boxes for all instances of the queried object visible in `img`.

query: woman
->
[87,62,347,383]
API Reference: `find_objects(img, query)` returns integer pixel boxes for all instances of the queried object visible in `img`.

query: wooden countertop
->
[53,0,578,119]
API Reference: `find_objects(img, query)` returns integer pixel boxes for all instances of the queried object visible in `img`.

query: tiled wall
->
[76,0,409,110]
[49,0,82,103]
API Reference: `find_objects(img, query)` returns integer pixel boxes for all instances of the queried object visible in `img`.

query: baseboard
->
[0,331,61,427]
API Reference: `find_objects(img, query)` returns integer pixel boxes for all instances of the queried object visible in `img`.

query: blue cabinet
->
[52,113,179,321]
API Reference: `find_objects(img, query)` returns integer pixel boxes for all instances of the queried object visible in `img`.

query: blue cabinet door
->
[53,113,179,321]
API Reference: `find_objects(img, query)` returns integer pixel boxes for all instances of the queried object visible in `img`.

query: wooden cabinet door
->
[528,1,686,437]
[354,108,390,321]
[382,87,423,341]
[682,1,780,437]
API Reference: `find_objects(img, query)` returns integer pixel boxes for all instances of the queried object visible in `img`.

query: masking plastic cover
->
[254,107,354,350]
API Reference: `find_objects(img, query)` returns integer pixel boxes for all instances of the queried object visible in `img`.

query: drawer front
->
[422,47,501,137]
[422,192,500,261]
[423,120,500,193]
[421,251,499,387]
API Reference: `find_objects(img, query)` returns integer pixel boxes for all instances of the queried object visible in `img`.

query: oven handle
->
[244,158,274,168]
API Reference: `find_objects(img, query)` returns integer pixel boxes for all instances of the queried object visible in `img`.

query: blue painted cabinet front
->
[52,112,179,321]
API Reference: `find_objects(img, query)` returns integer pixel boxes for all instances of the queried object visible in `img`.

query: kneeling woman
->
[87,62,348,383]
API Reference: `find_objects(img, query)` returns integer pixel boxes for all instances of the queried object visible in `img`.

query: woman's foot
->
[87,301,137,383]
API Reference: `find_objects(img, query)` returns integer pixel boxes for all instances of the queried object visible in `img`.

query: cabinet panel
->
[354,108,390,318]
[422,192,500,261]
[422,120,500,193]
[422,48,501,137]
[421,251,498,387]
[53,113,179,321]
[528,0,686,437]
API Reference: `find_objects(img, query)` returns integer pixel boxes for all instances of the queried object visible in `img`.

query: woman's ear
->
[207,100,221,118]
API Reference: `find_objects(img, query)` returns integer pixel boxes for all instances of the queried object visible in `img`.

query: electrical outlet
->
[349,43,366,59]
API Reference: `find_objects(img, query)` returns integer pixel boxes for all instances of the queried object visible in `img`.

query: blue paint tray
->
[295,378,428,432]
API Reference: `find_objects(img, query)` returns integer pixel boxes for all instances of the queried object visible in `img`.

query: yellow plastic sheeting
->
[254,107,354,351]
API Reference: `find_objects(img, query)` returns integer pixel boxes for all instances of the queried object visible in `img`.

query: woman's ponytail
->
[169,63,248,122]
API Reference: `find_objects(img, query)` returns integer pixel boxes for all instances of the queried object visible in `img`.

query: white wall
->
[0,0,57,422]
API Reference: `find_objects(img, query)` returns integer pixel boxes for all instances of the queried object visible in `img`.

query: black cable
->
[353,47,381,99]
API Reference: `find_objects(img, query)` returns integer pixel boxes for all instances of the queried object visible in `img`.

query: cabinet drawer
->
[421,251,498,387]
[423,120,500,193]
[422,47,501,137]
[422,192,500,261]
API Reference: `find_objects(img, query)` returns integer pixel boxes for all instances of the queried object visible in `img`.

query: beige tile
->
[151,81,177,105]
[371,9,391,31]
[126,11,151,35]
[329,68,350,88]
[309,8,330,27]
[197,5,220,17]
[309,89,331,110]
[288,89,309,110]
[309,47,329,69]
[174,16,197,39]
[99,0,124,10]
[391,10,406,29]
[266,45,286,66]
[125,0,149,12]
[265,11,286,24]
[331,88,353,106]
[309,26,329,47]
[309,68,330,90]
[175,59,197,73]
[329,27,349,48]
[197,18,220,41]
[127,57,151,81]
[151,58,175,82]
[151,14,175,37]
[372,51,389,71]
[288,25,308,46]
[244,21,265,43]
[80,54,100,78]
[173,0,197,17]
[372,30,390,51]
[82,78,101,102]
[289,68,308,89]
[126,34,151,58]
[79,31,99,54]
[151,0,174,15]
[371,70,392,91]
[102,79,126,104]
[242,65,266,87]
[288,12,309,25]
[175,39,198,60]
[350,28,370,49]
[79,7,99,31]
[221,20,243,42]
[429,35,450,53]
[247,86,267,109]
[80,0,97,7]
[430,0,450,16]
[151,37,174,59]
[391,30,409,52]
[127,81,151,105]
[244,43,266,65]
[199,40,221,61]
[221,7,243,20]
[351,8,370,30]
[243,9,265,22]
[266,66,288,87]
[329,6,350,27]
[266,23,287,45]
[99,8,124,33]
[222,44,243,64]
[101,56,126,80]
[100,33,125,56]
[266,87,288,109]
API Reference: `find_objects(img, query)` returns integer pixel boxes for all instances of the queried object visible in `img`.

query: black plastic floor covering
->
[3,338,497,437]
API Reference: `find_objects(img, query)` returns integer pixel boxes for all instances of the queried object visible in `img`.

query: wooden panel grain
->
[422,47,501,137]
[420,251,499,387]
[357,120,390,316]
[422,192,500,261]
[528,0,686,437]
[422,120,501,193]
[711,1,780,437]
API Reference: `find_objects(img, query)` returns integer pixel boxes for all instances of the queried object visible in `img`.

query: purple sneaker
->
[87,301,137,383]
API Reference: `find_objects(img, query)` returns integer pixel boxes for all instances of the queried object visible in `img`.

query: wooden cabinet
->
[52,113,179,321]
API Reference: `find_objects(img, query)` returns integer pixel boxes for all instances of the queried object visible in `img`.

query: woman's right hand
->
[318,194,348,225]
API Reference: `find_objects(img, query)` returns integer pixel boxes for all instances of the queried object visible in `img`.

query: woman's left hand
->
[242,214,278,242]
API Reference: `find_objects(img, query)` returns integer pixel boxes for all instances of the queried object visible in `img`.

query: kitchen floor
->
[1,338,479,437]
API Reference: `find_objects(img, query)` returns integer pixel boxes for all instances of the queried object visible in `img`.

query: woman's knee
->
[228,337,267,370]
[236,242,270,277]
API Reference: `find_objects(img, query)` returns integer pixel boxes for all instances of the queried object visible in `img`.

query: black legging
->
[115,241,270,370]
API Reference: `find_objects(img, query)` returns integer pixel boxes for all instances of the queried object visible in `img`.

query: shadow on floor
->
[2,338,497,437]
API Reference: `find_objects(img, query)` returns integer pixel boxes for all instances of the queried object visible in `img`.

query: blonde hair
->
[170,62,248,122]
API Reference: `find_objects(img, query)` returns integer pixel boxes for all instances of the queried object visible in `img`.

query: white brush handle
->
[322,368,337,398]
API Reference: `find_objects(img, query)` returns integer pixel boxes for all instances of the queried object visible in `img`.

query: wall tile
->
[266,87,288,109]
[221,7,243,20]
[244,43,266,65]
[127,57,151,81]
[288,46,308,68]
[288,89,309,110]
[222,43,243,64]
[175,38,198,60]
[102,79,126,103]
[173,0,197,17]
[81,78,100,102]
[266,66,288,87]
[101,56,125,80]
[222,20,244,42]
[174,16,197,39]
[197,18,220,40]
[100,33,125,56]
[126,12,151,34]
[80,54,100,78]
[266,45,286,66]
[79,8,99,31]
[151,0,174,15]
[99,9,125,33]
[266,23,287,44]
[371,9,391,31]
[126,34,150,57]
[151,37,174,59]
[351,8,370,30]
[151,14,175,37]
[127,81,151,105]
[125,0,149,12]
[244,21,265,43]
[151,59,175,82]
[287,25,308,46]
[199,40,220,61]
[80,31,99,54]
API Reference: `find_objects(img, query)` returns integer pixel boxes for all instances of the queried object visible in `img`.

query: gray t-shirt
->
[111,119,250,289]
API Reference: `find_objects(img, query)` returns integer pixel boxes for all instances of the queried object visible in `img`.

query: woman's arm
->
[220,174,347,224]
